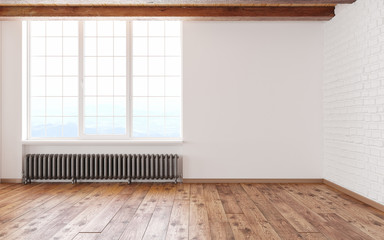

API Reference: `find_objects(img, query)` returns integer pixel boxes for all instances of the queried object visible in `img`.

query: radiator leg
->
[23,177,29,185]
[71,178,76,184]
[127,178,131,184]
[174,178,178,184]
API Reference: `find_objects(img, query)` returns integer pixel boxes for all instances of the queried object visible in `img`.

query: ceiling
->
[0,0,356,20]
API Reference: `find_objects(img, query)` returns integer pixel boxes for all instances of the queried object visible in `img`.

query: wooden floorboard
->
[0,183,383,240]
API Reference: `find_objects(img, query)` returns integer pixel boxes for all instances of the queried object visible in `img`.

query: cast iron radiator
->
[23,154,181,184]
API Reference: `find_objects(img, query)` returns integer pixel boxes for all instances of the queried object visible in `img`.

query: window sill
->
[22,139,184,146]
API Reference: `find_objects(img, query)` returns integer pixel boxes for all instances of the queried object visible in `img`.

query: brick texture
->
[324,0,384,204]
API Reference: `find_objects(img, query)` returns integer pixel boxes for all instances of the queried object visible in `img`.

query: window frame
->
[26,20,183,141]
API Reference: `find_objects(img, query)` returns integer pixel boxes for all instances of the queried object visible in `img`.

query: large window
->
[27,20,182,139]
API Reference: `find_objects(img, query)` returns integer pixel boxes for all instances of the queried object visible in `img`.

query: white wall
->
[1,21,23,180]
[183,22,324,178]
[324,0,384,204]
[1,21,324,180]
[0,22,2,181]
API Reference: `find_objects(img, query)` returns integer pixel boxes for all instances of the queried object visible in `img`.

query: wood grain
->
[0,0,356,6]
[118,184,161,240]
[0,6,335,20]
[257,184,318,233]
[216,184,243,214]
[0,182,383,240]
[227,214,256,239]
[95,184,151,240]
[241,184,303,239]
[166,199,190,240]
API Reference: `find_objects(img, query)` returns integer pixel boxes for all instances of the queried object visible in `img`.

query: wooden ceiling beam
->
[0,6,335,20]
[0,0,356,7]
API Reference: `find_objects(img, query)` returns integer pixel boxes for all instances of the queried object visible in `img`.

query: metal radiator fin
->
[23,154,181,184]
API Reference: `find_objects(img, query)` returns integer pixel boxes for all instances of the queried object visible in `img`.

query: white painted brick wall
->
[324,0,384,204]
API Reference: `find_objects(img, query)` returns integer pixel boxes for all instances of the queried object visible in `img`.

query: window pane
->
[148,77,164,96]
[31,117,45,137]
[63,117,78,137]
[114,117,126,134]
[63,97,78,116]
[46,117,62,137]
[165,57,181,76]
[46,77,62,96]
[84,77,97,95]
[97,21,113,37]
[133,117,147,137]
[133,57,147,75]
[133,37,147,56]
[84,21,96,36]
[63,37,78,56]
[63,77,78,96]
[165,37,181,56]
[148,117,165,137]
[84,57,97,75]
[133,77,147,96]
[114,77,126,96]
[114,21,126,37]
[114,57,126,76]
[165,117,181,137]
[165,21,181,36]
[84,38,97,56]
[133,97,147,116]
[30,77,45,96]
[165,77,181,96]
[98,77,113,96]
[30,22,45,37]
[114,97,126,116]
[132,21,147,36]
[131,20,182,138]
[84,117,97,134]
[84,97,97,116]
[46,57,62,75]
[46,97,62,116]
[31,57,45,76]
[63,57,78,75]
[46,22,62,37]
[98,38,113,56]
[114,38,126,56]
[148,57,164,75]
[98,57,113,76]
[148,97,164,116]
[165,97,181,117]
[30,37,45,56]
[148,22,164,36]
[98,117,113,134]
[46,37,62,56]
[98,97,113,116]
[63,21,78,36]
[83,21,127,136]
[29,21,79,139]
[31,97,45,116]
[148,37,164,55]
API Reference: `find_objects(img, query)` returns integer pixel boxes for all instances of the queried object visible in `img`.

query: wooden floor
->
[0,183,383,240]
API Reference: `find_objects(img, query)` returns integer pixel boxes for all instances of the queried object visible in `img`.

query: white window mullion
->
[44,22,47,137]
[146,22,149,137]
[79,21,85,138]
[127,21,132,138]
[27,21,32,139]
[61,22,64,137]
[112,22,115,134]
[96,22,99,135]
[163,22,166,137]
